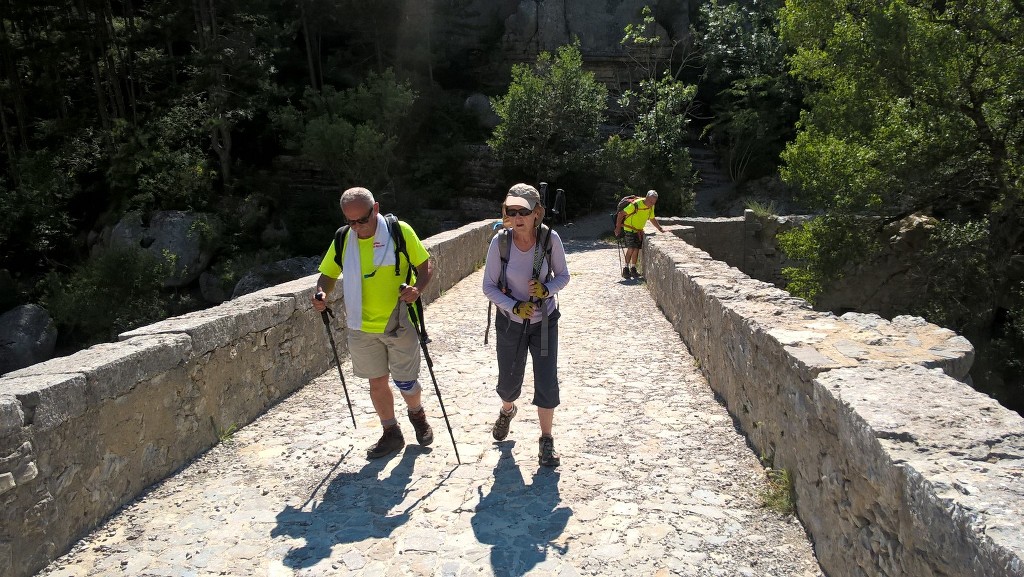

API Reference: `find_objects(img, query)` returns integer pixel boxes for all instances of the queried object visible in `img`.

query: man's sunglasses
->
[346,206,375,225]
[505,207,534,217]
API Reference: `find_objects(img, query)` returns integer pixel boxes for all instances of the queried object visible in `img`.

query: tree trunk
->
[299,0,319,92]
[0,91,20,188]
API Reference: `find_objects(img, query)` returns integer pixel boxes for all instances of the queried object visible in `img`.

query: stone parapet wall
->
[644,225,1023,577]
[0,220,497,577]
[668,210,813,288]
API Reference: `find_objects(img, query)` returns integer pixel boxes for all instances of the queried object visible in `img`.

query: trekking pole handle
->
[314,291,335,323]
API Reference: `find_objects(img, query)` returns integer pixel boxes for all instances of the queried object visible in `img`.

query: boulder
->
[109,211,221,288]
[199,271,229,305]
[464,93,501,130]
[0,304,57,375]
[231,257,321,299]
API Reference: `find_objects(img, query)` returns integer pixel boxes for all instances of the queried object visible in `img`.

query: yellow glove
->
[512,301,537,319]
[527,279,550,299]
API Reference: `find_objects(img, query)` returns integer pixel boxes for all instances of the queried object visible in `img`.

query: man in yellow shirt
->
[613,190,665,279]
[312,187,435,459]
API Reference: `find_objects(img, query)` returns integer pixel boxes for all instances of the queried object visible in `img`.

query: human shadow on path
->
[271,447,427,569]
[471,442,572,577]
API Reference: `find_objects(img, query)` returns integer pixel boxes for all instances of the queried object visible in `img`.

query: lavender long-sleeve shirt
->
[482,228,570,324]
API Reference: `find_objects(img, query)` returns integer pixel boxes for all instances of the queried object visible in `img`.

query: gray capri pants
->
[494,308,560,409]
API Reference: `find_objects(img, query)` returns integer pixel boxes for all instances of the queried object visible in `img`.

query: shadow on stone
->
[270,447,422,570]
[471,442,572,577]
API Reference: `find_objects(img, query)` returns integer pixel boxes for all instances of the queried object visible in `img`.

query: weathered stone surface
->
[464,93,500,129]
[501,0,682,57]
[118,296,294,356]
[0,373,87,431]
[6,334,192,401]
[0,394,24,437]
[0,304,57,375]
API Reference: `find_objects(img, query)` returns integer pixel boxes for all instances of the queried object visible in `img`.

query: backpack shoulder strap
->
[333,225,351,269]
[538,224,554,281]
[384,213,416,285]
[497,228,512,293]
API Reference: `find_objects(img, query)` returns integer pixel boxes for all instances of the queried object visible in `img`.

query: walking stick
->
[400,285,462,465]
[315,293,357,429]
[616,233,624,270]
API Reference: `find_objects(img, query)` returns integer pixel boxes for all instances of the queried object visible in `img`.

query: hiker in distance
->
[613,189,666,279]
[311,186,435,460]
[482,183,571,467]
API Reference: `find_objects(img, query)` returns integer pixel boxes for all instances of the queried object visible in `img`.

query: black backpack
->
[614,195,641,230]
[331,213,412,285]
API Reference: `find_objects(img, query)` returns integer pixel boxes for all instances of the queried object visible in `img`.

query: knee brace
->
[393,379,422,396]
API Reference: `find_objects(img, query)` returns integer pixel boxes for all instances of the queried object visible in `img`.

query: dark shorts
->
[494,309,560,409]
[621,230,643,249]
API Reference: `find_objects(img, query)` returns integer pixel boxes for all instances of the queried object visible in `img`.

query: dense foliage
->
[488,42,608,185]
[0,0,477,348]
[777,0,1024,407]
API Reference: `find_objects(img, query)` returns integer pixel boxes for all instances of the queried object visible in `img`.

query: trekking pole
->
[399,285,461,465]
[616,233,624,270]
[315,293,357,429]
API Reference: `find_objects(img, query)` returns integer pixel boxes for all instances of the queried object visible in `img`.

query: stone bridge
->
[2,215,1022,577]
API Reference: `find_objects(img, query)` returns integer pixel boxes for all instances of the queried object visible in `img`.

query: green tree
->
[488,41,608,183]
[603,6,697,215]
[778,0,1024,406]
[274,68,417,192]
[43,247,172,346]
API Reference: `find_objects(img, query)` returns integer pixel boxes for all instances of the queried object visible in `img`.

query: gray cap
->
[505,183,541,210]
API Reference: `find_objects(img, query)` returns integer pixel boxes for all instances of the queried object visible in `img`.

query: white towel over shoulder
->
[340,213,395,330]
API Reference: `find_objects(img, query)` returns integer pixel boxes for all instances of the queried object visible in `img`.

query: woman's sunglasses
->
[505,207,534,217]
[346,206,375,225]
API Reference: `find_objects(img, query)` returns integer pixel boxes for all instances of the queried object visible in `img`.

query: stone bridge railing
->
[645,225,1023,577]
[2,218,1021,577]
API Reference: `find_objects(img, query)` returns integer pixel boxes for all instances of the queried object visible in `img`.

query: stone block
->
[6,334,191,402]
[119,297,293,356]
[0,374,86,431]
[0,394,24,437]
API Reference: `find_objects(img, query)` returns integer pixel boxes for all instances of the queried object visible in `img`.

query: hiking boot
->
[621,266,631,280]
[366,425,404,459]
[539,435,561,467]
[407,408,434,446]
[492,404,517,441]
[630,267,640,279]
